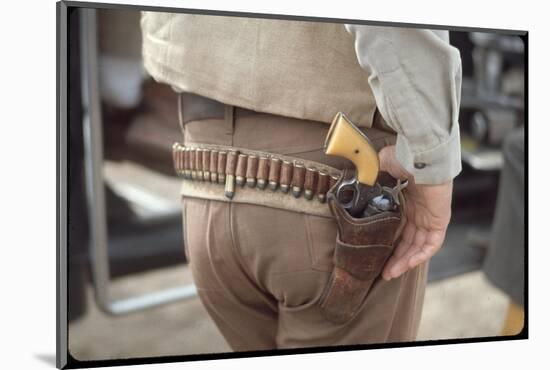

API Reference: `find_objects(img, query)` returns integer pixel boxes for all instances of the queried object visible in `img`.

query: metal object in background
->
[470,111,489,142]
[470,32,524,96]
[457,32,524,171]
[80,9,197,315]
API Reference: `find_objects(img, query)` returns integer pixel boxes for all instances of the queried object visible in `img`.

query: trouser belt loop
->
[177,92,186,142]
[224,105,235,140]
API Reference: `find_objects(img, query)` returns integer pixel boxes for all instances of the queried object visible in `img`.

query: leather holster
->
[319,171,405,324]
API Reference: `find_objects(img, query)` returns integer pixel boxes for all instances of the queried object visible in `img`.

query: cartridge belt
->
[172,142,342,218]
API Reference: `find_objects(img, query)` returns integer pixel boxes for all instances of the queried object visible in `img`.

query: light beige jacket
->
[141,13,462,184]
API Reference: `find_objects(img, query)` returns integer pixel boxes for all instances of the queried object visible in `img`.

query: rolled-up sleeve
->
[345,25,462,185]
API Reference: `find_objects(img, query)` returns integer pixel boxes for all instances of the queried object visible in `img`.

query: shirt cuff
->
[395,121,462,185]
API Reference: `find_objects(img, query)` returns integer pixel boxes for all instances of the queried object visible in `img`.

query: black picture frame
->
[57,1,528,368]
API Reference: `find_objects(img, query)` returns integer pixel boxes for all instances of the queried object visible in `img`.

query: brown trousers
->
[181,108,428,351]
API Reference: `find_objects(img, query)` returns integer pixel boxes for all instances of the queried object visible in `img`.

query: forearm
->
[346,25,463,184]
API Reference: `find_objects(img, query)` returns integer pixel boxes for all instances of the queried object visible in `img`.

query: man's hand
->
[378,145,453,281]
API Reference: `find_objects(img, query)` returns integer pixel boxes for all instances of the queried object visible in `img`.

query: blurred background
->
[66,8,525,360]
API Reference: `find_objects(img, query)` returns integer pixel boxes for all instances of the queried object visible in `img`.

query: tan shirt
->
[141,13,378,128]
[141,13,462,184]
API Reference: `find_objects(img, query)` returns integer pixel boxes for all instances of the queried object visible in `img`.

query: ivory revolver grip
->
[324,112,379,186]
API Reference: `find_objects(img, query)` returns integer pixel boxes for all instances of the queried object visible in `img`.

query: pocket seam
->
[182,196,190,261]
[304,214,334,273]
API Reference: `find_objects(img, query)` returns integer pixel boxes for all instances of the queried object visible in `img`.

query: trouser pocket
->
[318,171,404,324]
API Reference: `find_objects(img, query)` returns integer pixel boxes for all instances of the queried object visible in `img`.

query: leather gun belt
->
[172,142,341,218]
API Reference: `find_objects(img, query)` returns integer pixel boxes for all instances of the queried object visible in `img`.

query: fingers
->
[379,180,451,281]
[393,222,416,258]
[383,229,444,281]
[386,230,426,280]
[407,233,445,268]
[407,245,438,268]
[381,222,415,280]
[382,222,426,280]
[379,145,411,180]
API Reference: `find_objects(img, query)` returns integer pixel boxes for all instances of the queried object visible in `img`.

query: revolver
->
[324,112,407,217]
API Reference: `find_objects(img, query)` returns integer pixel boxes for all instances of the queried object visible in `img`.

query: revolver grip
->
[324,112,379,186]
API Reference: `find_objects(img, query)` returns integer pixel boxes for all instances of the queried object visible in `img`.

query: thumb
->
[379,145,410,180]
